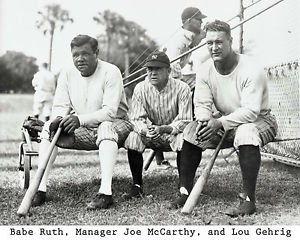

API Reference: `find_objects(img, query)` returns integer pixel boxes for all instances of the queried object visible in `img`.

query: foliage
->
[36,4,73,70]
[0,51,38,93]
[93,10,158,97]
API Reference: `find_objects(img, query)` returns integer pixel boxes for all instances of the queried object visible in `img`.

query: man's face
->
[206,31,232,62]
[71,43,98,77]
[190,18,203,34]
[146,66,170,89]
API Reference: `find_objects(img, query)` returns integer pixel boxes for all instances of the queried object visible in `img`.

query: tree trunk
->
[48,29,54,71]
[124,48,129,77]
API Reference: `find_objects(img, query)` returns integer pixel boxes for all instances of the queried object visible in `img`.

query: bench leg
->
[18,142,32,189]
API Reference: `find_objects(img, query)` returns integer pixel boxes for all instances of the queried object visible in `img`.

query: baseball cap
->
[181,7,207,23]
[144,51,170,68]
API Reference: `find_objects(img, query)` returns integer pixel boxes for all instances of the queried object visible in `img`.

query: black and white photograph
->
[0,0,299,239]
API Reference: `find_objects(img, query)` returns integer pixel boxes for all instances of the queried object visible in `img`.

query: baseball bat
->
[181,131,229,214]
[143,149,156,171]
[17,127,62,216]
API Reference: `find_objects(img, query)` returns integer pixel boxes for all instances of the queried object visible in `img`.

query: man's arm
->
[218,71,266,131]
[194,70,214,121]
[51,71,72,120]
[169,85,193,134]
[129,83,149,133]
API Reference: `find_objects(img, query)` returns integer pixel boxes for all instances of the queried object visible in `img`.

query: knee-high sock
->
[238,145,261,201]
[179,141,202,193]
[176,151,181,177]
[127,149,143,186]
[155,151,164,164]
[38,139,58,192]
[98,140,118,195]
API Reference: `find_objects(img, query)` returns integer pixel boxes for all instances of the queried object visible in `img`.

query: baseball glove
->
[22,116,45,138]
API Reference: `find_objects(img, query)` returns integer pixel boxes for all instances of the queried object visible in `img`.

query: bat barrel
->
[17,127,62,216]
[181,131,228,214]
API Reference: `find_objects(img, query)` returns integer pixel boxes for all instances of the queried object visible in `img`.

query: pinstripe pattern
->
[184,113,277,150]
[130,77,192,133]
[125,77,192,152]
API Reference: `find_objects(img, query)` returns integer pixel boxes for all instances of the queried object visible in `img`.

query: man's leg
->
[225,145,260,217]
[155,151,170,167]
[169,140,202,209]
[123,130,146,199]
[123,149,144,199]
[86,139,117,210]
[225,123,264,217]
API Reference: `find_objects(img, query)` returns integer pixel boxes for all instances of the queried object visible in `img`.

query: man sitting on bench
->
[169,20,278,217]
[31,34,132,210]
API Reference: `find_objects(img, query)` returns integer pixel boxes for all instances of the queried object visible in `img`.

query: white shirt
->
[52,60,129,128]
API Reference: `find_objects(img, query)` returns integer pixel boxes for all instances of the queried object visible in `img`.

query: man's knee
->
[183,121,198,144]
[97,121,119,145]
[124,131,145,153]
[234,123,261,147]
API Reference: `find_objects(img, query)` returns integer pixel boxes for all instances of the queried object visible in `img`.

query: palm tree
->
[36,4,73,70]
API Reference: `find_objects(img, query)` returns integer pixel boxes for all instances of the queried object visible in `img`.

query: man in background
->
[32,62,56,121]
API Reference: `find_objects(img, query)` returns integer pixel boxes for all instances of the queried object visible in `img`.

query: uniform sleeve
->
[194,68,213,121]
[78,67,124,127]
[218,70,266,130]
[164,34,188,79]
[169,85,193,134]
[51,71,72,119]
[129,84,149,133]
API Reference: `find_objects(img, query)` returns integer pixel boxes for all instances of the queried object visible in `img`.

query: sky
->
[0,0,298,73]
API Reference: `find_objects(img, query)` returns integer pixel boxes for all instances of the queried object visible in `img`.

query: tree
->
[36,4,73,70]
[93,10,158,76]
[0,51,38,93]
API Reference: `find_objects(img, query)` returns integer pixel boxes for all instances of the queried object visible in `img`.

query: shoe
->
[123,184,144,200]
[32,191,46,207]
[157,160,171,169]
[225,200,256,217]
[167,194,188,209]
[86,193,113,210]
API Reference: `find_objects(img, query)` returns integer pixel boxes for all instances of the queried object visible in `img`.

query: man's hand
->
[49,116,63,133]
[59,115,80,134]
[197,119,223,141]
[146,126,160,140]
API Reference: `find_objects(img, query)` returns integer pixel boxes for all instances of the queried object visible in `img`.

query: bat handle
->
[144,150,156,171]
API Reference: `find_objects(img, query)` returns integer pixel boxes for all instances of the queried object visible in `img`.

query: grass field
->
[0,94,299,225]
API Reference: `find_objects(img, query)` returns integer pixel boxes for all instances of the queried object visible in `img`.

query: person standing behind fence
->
[32,62,56,121]
[163,7,208,90]
[169,20,278,217]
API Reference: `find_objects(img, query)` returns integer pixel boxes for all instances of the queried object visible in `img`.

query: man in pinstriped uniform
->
[123,51,193,199]
[169,20,278,216]
[30,34,133,210]
[156,7,209,166]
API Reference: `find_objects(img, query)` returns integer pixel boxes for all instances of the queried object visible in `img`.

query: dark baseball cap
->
[181,7,207,22]
[144,51,170,68]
